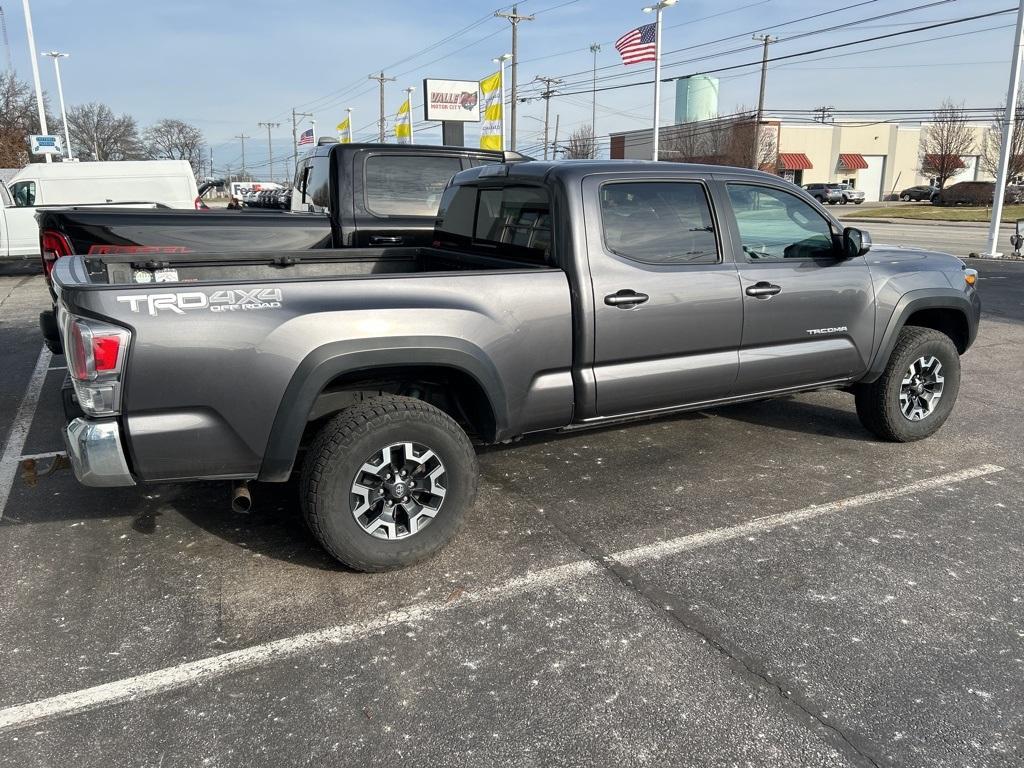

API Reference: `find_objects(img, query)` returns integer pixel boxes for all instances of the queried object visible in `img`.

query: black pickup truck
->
[37,143,507,349]
[51,159,980,571]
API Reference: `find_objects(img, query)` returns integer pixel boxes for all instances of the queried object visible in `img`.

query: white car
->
[836,183,865,205]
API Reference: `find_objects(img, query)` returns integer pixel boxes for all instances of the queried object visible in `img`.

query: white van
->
[7,159,200,210]
[1,160,201,260]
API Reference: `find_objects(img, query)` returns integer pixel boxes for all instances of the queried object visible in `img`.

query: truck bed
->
[71,245,553,286]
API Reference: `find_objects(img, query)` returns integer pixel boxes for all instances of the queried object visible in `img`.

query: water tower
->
[674,76,719,124]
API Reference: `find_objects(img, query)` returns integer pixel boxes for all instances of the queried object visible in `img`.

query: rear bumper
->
[63,417,135,487]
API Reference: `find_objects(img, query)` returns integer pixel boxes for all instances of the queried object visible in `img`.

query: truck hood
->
[865,243,967,287]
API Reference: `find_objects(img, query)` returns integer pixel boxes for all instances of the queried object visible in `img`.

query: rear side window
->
[365,155,462,217]
[435,184,551,263]
[599,181,718,265]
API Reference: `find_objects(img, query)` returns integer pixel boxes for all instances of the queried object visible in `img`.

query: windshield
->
[0,181,11,208]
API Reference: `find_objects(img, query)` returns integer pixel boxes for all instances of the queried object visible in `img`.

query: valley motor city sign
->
[422,79,481,123]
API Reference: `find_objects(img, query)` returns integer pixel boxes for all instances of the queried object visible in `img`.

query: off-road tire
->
[855,327,961,442]
[300,395,478,571]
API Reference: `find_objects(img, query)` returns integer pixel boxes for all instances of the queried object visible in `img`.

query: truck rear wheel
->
[854,327,961,442]
[300,395,478,571]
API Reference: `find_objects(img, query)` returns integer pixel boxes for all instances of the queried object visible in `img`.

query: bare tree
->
[563,125,597,159]
[981,84,1024,183]
[661,108,777,170]
[0,72,53,167]
[67,102,143,161]
[920,100,975,190]
[143,118,205,174]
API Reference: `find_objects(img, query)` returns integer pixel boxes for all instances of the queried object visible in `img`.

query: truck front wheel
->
[300,395,478,571]
[854,327,961,442]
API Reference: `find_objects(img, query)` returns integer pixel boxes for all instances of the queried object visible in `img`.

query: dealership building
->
[609,118,993,201]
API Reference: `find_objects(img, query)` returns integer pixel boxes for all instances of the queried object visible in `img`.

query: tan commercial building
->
[609,119,992,202]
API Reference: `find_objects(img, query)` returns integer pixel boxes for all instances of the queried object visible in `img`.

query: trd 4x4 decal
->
[116,289,283,316]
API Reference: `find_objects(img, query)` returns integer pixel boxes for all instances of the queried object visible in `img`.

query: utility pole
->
[258,121,280,182]
[589,43,600,139]
[984,0,1024,257]
[813,105,835,124]
[369,71,396,142]
[0,6,13,74]
[21,0,50,162]
[552,114,560,160]
[496,5,534,151]
[291,108,313,179]
[535,76,562,160]
[751,33,777,169]
[234,132,250,178]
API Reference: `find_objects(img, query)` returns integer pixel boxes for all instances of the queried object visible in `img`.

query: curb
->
[840,216,1013,229]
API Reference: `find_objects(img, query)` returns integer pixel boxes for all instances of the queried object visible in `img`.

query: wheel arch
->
[259,339,507,482]
[861,290,978,383]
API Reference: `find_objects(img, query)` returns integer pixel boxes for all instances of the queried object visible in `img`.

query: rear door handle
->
[370,235,403,245]
[604,290,649,308]
[745,282,782,298]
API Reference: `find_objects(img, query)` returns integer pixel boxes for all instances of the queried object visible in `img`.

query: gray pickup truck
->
[52,160,980,571]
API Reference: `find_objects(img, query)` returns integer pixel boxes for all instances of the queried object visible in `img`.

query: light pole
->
[21,0,50,162]
[589,43,600,138]
[642,0,677,161]
[492,53,512,151]
[42,51,71,160]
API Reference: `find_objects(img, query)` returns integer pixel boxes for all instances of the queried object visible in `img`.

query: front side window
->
[10,181,36,207]
[727,183,835,261]
[365,155,463,217]
[599,181,718,265]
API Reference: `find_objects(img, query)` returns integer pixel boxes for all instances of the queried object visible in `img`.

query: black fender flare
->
[259,337,508,482]
[861,288,979,383]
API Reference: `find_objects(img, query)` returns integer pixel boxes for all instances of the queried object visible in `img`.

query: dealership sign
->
[422,79,480,123]
[29,134,63,156]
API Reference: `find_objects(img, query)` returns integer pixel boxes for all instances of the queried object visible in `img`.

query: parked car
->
[900,184,938,202]
[835,183,865,205]
[50,160,980,571]
[7,160,202,210]
[803,183,843,205]
[933,181,994,206]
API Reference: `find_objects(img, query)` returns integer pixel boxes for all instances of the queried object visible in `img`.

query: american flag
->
[615,22,657,65]
[298,128,314,146]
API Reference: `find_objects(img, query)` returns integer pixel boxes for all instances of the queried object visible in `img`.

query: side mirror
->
[842,226,871,258]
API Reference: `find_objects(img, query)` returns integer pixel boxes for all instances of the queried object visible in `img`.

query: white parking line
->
[0,462,1005,733]
[0,346,52,521]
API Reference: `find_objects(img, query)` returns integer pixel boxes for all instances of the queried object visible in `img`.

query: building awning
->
[778,153,813,170]
[922,153,966,170]
[838,153,869,170]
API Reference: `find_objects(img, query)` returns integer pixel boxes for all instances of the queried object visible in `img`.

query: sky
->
[2,0,1019,179]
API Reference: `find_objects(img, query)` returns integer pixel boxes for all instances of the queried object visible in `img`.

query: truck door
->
[722,182,875,394]
[352,152,466,247]
[5,180,42,256]
[584,175,744,417]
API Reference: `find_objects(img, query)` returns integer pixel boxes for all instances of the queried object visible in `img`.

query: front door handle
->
[370,235,403,245]
[604,289,649,308]
[745,282,782,298]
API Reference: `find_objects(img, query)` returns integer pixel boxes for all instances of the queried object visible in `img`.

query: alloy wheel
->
[899,356,944,421]
[350,442,447,539]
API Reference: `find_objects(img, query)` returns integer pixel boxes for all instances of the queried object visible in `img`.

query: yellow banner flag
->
[479,70,503,151]
[395,97,412,144]
[337,116,351,143]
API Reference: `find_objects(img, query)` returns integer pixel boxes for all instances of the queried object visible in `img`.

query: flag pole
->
[644,0,676,161]
[406,87,415,145]
[347,108,353,143]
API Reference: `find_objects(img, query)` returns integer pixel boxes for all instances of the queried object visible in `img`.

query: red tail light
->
[194,196,209,210]
[67,318,128,382]
[41,230,73,281]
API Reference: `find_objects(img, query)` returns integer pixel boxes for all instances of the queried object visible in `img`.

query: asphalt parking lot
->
[0,252,1022,767]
